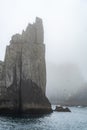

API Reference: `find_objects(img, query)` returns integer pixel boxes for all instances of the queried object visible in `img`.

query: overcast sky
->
[0,0,87,97]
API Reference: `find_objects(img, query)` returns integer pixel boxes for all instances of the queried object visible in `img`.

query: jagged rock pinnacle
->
[0,17,52,114]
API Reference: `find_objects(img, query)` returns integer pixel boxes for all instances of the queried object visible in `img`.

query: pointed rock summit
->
[0,17,52,114]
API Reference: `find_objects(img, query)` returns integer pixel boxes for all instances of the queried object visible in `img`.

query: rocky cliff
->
[0,17,52,114]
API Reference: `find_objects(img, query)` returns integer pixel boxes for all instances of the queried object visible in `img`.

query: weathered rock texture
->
[0,17,52,114]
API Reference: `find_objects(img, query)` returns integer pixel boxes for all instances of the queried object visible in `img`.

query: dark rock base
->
[0,108,53,115]
[0,79,53,116]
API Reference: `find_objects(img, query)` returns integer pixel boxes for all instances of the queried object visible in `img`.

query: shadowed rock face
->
[0,17,52,114]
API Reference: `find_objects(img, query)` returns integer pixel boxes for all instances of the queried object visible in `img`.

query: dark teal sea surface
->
[0,106,87,130]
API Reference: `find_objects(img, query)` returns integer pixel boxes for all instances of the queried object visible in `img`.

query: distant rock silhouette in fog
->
[67,83,87,106]
[47,63,85,105]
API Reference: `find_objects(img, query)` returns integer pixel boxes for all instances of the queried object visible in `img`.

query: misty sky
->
[0,0,87,97]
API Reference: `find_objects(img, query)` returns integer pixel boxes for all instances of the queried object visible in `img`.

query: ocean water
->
[0,107,87,130]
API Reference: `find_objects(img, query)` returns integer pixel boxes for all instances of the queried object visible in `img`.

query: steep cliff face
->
[0,61,6,96]
[0,17,52,114]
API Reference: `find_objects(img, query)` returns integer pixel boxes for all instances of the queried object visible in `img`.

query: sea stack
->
[0,17,52,114]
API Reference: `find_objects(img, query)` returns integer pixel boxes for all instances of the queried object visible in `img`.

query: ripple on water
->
[0,107,87,130]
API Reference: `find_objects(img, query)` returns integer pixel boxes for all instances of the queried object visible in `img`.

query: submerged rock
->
[0,17,52,114]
